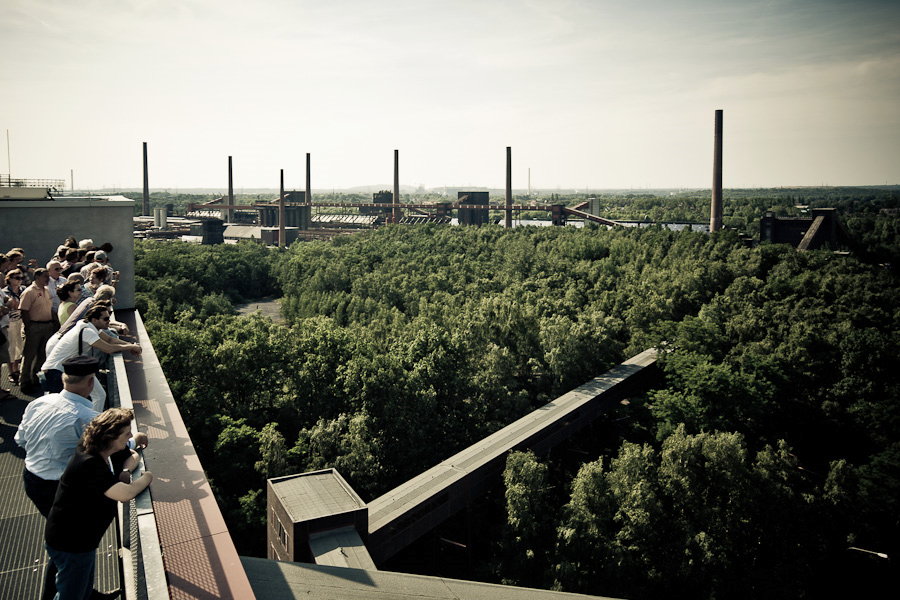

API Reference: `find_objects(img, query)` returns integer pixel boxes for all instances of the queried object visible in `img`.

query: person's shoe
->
[8,373,19,384]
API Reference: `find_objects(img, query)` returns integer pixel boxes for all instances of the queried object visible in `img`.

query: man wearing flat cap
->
[15,356,149,517]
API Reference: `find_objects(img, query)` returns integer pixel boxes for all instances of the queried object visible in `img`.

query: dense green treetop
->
[135,203,898,595]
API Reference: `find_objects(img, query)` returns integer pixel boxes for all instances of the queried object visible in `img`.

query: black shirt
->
[45,449,128,553]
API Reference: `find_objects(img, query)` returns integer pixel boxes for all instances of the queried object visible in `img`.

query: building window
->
[277,519,287,549]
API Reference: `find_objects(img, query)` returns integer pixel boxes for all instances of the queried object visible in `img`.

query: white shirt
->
[41,320,101,372]
[48,274,67,312]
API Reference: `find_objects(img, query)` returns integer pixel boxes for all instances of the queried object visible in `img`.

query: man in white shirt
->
[39,304,141,396]
[46,260,67,315]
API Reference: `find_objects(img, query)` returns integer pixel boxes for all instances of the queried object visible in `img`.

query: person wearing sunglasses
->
[39,305,141,399]
[2,269,25,386]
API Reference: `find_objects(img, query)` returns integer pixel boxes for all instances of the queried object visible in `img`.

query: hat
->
[94,250,108,260]
[61,356,100,376]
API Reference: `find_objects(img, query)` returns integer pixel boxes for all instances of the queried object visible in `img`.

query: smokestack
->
[142,142,149,216]
[393,149,400,223]
[505,146,512,228]
[279,169,286,248]
[306,152,312,204]
[227,156,234,223]
[710,109,723,232]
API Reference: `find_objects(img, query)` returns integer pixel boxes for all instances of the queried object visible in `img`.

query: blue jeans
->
[45,544,95,600]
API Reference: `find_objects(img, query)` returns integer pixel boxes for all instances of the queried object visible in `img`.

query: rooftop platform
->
[0,308,258,599]
[0,367,120,599]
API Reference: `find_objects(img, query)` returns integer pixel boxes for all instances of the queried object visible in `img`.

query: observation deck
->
[0,309,255,599]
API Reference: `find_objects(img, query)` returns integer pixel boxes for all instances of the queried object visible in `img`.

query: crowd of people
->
[1,237,131,400]
[3,238,155,600]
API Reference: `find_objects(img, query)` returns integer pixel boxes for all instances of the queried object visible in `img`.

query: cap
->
[61,355,100,376]
[94,251,108,260]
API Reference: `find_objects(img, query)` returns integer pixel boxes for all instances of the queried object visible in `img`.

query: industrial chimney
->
[279,169,286,248]
[709,109,723,232]
[306,153,312,204]
[142,142,149,216]
[393,149,400,223]
[505,146,513,228]
[227,156,234,223]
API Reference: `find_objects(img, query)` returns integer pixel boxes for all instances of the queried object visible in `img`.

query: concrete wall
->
[0,196,136,309]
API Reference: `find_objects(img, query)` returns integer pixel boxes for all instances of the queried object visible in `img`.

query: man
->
[0,273,11,401]
[19,267,55,393]
[80,250,115,283]
[46,260,68,316]
[15,356,148,599]
[40,304,141,396]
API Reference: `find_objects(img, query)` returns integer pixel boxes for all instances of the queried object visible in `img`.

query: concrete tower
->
[710,109,723,232]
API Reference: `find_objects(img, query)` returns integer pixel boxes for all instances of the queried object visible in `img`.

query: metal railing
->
[109,353,170,600]
[0,175,65,189]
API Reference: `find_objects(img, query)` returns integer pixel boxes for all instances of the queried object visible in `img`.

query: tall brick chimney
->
[710,109,723,232]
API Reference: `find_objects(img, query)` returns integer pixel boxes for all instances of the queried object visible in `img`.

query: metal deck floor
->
[0,363,121,600]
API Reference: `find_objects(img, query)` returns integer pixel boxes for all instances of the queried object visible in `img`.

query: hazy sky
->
[2,0,898,191]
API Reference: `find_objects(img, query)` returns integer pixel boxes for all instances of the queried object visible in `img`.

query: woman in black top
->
[45,408,153,600]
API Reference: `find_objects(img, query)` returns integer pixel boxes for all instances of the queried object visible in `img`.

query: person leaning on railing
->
[45,407,153,600]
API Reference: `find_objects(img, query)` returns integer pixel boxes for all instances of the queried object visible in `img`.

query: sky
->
[1,0,899,191]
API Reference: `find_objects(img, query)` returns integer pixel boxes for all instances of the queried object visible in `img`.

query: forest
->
[134,189,898,599]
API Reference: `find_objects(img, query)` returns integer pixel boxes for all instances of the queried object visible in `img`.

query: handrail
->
[110,352,170,600]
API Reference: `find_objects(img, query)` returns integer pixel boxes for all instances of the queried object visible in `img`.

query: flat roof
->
[309,526,377,570]
[271,470,366,524]
[240,557,622,600]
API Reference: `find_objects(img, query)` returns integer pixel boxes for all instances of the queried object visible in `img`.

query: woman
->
[2,269,25,385]
[84,265,110,298]
[56,281,82,325]
[45,408,153,600]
